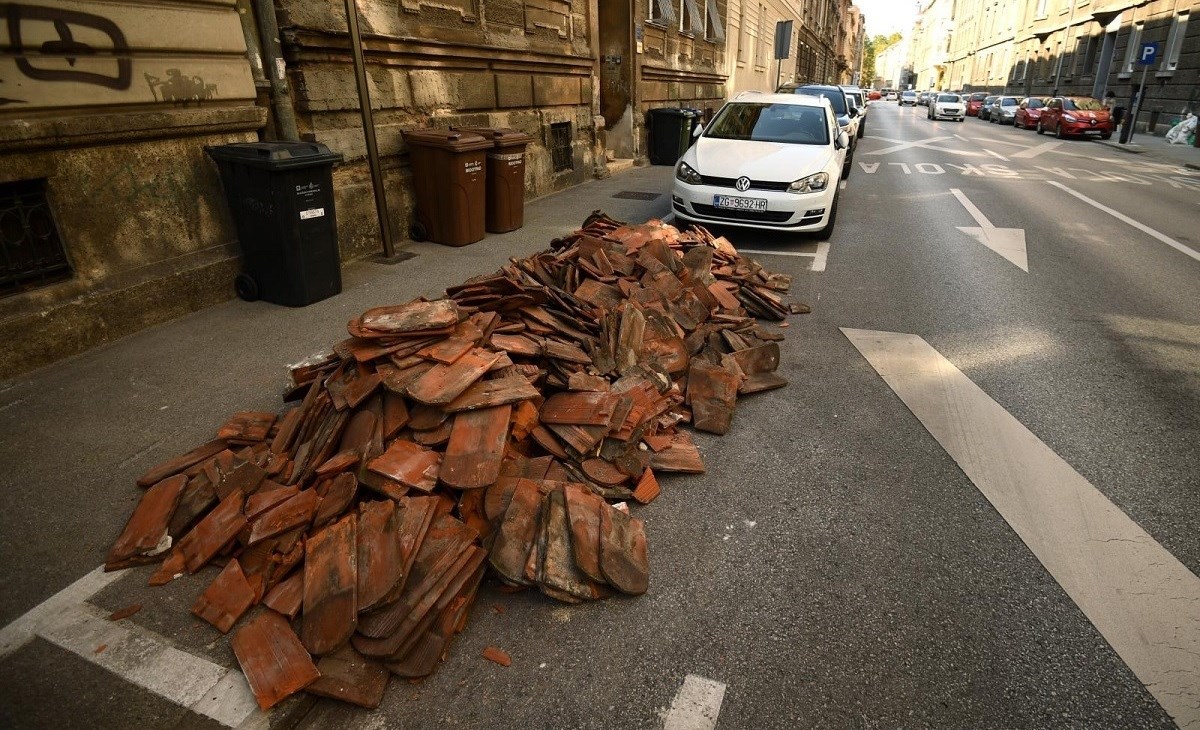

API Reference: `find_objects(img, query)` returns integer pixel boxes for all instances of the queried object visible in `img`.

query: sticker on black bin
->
[300,207,325,220]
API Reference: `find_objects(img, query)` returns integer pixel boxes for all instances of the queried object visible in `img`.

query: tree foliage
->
[863,32,903,87]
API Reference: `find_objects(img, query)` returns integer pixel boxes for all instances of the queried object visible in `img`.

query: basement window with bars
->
[1,179,71,297]
[549,122,573,173]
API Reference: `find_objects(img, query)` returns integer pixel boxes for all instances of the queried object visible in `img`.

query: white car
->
[671,93,849,240]
[929,93,965,122]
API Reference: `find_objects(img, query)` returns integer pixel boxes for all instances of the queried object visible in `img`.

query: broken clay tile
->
[247,488,319,545]
[192,559,255,634]
[368,439,441,493]
[302,513,358,656]
[316,450,360,477]
[563,483,605,583]
[306,644,390,709]
[417,336,475,364]
[313,473,358,528]
[177,490,248,574]
[648,431,705,474]
[108,604,142,622]
[540,391,616,426]
[382,392,410,440]
[631,468,661,504]
[217,412,277,442]
[540,487,601,600]
[107,474,187,570]
[411,420,453,447]
[482,646,512,667]
[581,458,629,486]
[489,479,543,585]
[356,500,405,613]
[231,610,320,711]
[440,404,512,490]
[443,375,540,413]
[598,502,649,595]
[262,570,304,619]
[406,348,501,406]
[357,300,461,335]
[137,438,229,488]
[687,361,740,436]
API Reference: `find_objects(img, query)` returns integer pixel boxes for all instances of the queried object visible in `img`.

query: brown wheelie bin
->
[402,129,490,246]
[450,127,533,233]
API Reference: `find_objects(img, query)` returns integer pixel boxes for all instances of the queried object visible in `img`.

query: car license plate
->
[713,195,767,212]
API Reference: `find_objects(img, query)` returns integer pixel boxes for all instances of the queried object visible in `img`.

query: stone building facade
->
[0,0,265,378]
[940,0,1199,136]
[724,0,860,95]
[909,0,955,90]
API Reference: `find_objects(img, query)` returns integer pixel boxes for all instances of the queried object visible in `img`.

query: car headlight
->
[1062,114,1078,123]
[675,160,702,185]
[788,172,829,194]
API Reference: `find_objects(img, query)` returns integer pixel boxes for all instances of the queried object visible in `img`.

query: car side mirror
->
[835,131,849,149]
[848,106,859,118]
[692,123,703,138]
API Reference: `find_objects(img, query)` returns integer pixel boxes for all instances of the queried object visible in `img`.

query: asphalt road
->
[2,102,1198,729]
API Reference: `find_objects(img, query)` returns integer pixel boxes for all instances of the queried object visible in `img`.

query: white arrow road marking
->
[663,674,727,730]
[865,135,985,157]
[950,188,1029,271]
[858,162,881,173]
[841,328,1200,730]
[1048,181,1200,264]
[983,148,1010,161]
[1011,140,1064,159]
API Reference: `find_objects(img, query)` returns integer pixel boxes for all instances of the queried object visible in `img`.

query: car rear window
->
[970,92,988,101]
[937,94,960,103]
[1026,98,1046,108]
[1001,98,1018,106]
[704,103,831,145]
[794,87,846,115]
[1063,97,1104,111]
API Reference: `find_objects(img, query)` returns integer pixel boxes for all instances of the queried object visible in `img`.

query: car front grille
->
[699,175,791,192]
[684,202,794,224]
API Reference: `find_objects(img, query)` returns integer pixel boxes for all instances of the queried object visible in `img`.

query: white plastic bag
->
[1166,113,1196,144]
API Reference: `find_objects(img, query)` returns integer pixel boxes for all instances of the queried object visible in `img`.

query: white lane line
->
[1011,140,1063,159]
[1048,181,1200,264]
[983,148,1010,161]
[739,245,830,272]
[0,566,124,659]
[812,241,830,272]
[842,328,1200,730]
[663,674,727,730]
[0,565,266,728]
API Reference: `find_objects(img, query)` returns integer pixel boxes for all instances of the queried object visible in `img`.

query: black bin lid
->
[206,142,344,170]
[649,108,700,118]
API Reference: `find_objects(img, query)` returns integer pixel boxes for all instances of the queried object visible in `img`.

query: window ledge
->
[646,19,669,29]
[1155,70,1175,78]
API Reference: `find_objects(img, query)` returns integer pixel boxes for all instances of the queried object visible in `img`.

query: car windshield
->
[795,87,846,115]
[1026,98,1046,108]
[1064,98,1104,111]
[845,91,863,106]
[937,94,960,103]
[970,92,988,101]
[902,91,916,97]
[704,103,831,145]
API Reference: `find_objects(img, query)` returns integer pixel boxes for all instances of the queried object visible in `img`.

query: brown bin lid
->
[402,129,492,152]
[450,126,533,146]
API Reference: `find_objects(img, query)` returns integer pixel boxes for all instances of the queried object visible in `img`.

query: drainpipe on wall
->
[252,0,300,141]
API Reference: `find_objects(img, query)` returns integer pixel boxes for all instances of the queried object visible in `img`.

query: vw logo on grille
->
[735,176,751,192]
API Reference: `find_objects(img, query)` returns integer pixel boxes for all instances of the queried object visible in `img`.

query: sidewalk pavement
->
[0,163,674,728]
[1095,133,1200,171]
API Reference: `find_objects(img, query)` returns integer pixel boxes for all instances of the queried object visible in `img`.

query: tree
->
[863,33,903,87]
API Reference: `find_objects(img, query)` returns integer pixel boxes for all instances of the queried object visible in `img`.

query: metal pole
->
[1129,63,1150,143]
[253,0,299,140]
[344,0,396,258]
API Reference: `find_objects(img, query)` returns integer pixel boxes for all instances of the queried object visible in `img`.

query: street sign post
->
[1123,42,1159,144]
[773,20,793,92]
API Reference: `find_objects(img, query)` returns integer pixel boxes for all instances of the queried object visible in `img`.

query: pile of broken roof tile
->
[106,212,804,712]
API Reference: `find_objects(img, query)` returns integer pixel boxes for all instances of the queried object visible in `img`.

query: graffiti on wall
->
[5,4,133,90]
[145,70,217,105]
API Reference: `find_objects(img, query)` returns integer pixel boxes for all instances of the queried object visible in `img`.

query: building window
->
[1035,0,1048,19]
[1081,34,1098,76]
[680,0,704,35]
[754,5,766,67]
[1160,11,1189,74]
[549,122,572,172]
[736,0,747,61]
[704,0,725,42]
[1,179,71,298]
[1121,21,1143,75]
[1021,50,1030,80]
[649,0,676,26]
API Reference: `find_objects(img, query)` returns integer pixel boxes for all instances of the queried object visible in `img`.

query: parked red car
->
[1014,97,1047,130]
[1037,97,1113,139]
[965,92,988,116]
[868,89,882,101]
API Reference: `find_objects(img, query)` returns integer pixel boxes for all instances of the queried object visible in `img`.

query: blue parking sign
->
[1138,42,1159,65]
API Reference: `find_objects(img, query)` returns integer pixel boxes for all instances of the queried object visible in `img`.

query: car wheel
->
[958,117,964,122]
[814,191,839,241]
[857,122,865,139]
[1055,122,1066,139]
[841,157,851,180]
[1036,120,1045,135]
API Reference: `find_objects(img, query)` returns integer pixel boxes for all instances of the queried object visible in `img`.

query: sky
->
[853,0,919,38]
